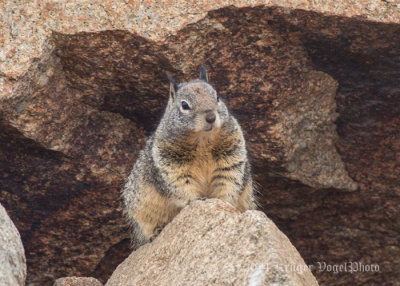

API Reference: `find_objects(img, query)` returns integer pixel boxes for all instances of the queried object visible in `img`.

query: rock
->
[0,1,399,286]
[106,199,318,286]
[54,277,103,286]
[0,203,26,286]
[0,0,399,82]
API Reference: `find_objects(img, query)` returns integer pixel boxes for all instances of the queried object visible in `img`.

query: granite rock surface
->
[53,277,103,286]
[0,203,26,286]
[0,1,399,285]
[106,199,319,286]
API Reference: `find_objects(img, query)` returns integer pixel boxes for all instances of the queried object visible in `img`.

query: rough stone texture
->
[1,1,399,286]
[0,0,399,81]
[106,199,319,286]
[0,203,27,286]
[53,277,103,286]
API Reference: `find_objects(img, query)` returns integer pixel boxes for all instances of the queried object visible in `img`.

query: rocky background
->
[0,1,399,285]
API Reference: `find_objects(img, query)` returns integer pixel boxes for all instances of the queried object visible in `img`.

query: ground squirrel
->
[122,66,256,247]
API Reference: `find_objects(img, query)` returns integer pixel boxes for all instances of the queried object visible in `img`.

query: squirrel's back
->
[122,66,256,247]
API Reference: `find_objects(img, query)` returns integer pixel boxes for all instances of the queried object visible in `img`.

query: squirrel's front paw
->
[149,224,166,242]
[188,197,208,205]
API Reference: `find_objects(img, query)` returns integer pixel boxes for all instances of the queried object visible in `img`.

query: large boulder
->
[106,199,318,286]
[0,1,399,285]
[0,203,26,286]
[53,276,103,286]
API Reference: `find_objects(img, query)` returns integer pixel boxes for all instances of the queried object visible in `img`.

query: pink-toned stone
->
[1,0,399,81]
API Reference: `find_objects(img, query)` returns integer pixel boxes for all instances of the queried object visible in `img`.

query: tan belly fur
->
[190,135,217,197]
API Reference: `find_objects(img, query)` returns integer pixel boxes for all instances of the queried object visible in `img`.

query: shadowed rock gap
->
[54,30,181,134]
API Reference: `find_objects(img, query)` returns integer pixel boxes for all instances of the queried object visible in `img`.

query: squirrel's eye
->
[217,96,220,102]
[181,101,190,110]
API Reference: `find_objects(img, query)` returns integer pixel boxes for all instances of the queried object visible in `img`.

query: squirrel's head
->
[165,66,229,135]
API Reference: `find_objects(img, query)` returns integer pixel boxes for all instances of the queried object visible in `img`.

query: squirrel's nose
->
[206,113,216,124]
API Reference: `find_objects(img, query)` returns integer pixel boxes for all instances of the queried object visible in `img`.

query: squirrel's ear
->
[166,72,178,99]
[200,65,208,82]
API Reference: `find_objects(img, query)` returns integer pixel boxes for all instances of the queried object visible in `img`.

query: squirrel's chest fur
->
[156,129,241,197]
[189,137,218,196]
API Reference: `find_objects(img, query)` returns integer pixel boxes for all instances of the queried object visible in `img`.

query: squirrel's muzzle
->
[205,113,216,124]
